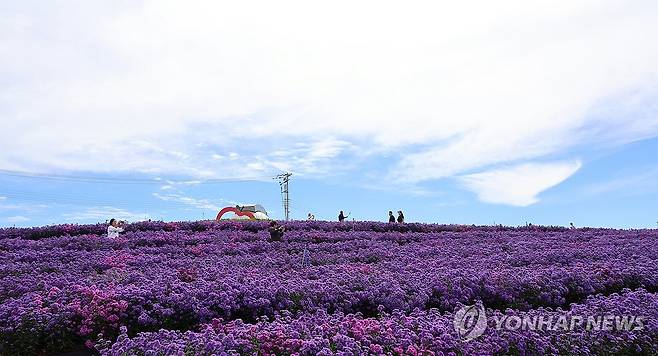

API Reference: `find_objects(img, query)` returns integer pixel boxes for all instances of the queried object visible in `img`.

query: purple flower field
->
[0,221,657,355]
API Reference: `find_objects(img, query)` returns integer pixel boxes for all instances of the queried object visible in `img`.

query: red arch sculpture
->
[216,207,256,220]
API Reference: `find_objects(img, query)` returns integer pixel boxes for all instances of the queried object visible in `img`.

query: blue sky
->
[1,1,658,228]
[1,136,658,228]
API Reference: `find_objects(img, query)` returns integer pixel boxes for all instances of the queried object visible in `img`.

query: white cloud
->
[153,192,225,211]
[63,206,150,223]
[4,215,30,223]
[458,160,582,206]
[1,0,657,190]
[586,166,658,196]
[0,197,48,212]
[250,137,355,176]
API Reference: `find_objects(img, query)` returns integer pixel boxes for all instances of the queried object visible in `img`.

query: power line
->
[0,169,272,185]
[1,184,283,213]
[0,191,185,210]
[1,169,290,222]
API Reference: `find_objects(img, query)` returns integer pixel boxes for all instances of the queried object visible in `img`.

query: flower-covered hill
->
[0,221,656,355]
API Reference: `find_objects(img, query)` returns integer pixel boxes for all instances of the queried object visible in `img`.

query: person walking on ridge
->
[397,211,405,224]
[388,211,395,223]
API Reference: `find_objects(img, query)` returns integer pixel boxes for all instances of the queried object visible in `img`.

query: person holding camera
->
[268,220,285,242]
[107,218,125,239]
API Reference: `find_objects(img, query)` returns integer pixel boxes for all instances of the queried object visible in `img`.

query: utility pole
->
[275,172,292,221]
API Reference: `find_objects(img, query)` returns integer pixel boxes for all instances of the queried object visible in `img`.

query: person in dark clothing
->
[397,210,405,223]
[338,211,349,222]
[268,221,285,241]
[388,211,395,223]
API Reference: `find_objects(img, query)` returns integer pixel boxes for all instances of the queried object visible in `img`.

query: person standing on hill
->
[397,211,405,224]
[388,211,395,223]
[338,211,349,222]
[268,221,285,242]
[107,218,125,239]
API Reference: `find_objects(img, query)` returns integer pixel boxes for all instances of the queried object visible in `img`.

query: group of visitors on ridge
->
[337,210,404,223]
[270,210,405,241]
[388,210,405,224]
[106,210,407,241]
[336,210,404,223]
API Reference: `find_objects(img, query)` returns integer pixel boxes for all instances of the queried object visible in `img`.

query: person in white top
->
[107,218,125,239]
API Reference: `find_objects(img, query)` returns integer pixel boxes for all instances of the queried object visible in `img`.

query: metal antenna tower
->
[275,172,292,220]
